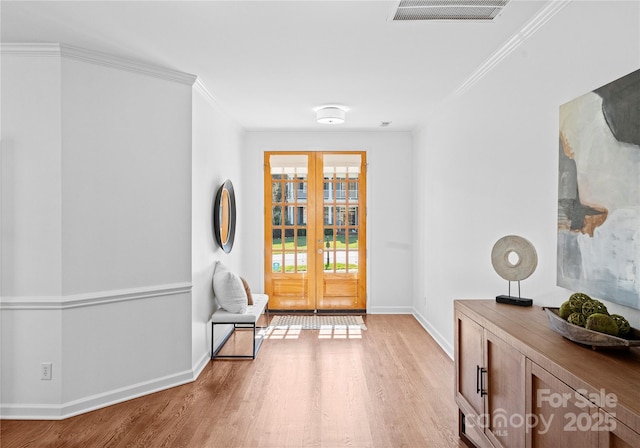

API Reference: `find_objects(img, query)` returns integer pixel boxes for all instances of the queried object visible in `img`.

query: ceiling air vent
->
[392,0,510,21]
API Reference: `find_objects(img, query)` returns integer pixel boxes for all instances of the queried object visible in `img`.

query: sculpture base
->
[496,295,532,307]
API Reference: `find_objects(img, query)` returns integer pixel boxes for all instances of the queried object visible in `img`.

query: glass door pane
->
[265,151,366,311]
[316,153,366,310]
[265,154,315,310]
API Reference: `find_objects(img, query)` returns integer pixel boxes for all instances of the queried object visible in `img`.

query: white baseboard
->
[2,351,222,420]
[364,306,453,358]
[368,305,413,314]
[411,308,454,360]
[191,322,236,376]
[1,323,236,420]
[191,351,211,380]
[1,369,194,420]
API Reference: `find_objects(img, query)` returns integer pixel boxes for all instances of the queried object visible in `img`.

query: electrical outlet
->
[41,362,52,380]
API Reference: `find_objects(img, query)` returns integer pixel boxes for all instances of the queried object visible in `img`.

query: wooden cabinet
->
[455,311,526,448]
[455,300,640,448]
[527,360,598,448]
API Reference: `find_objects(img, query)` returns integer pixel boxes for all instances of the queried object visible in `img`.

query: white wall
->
[191,81,244,374]
[242,131,414,313]
[1,53,64,409]
[1,52,63,298]
[1,45,195,418]
[60,58,193,294]
[413,0,640,358]
[59,56,194,409]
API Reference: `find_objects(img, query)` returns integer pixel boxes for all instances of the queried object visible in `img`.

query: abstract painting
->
[558,68,640,310]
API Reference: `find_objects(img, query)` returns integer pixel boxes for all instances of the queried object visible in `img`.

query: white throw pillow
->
[212,262,248,314]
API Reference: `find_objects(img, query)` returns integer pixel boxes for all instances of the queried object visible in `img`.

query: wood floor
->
[1,315,466,448]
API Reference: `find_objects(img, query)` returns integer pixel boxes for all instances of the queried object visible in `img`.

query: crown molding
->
[0,282,192,310]
[61,44,197,85]
[0,43,62,57]
[1,43,197,86]
[194,77,218,107]
[453,0,573,97]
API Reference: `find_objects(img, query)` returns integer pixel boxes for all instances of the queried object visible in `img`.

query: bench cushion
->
[211,294,268,324]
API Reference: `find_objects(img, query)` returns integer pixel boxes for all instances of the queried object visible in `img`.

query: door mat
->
[269,315,367,330]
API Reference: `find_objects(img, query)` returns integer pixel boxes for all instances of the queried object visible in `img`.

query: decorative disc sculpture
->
[491,235,537,306]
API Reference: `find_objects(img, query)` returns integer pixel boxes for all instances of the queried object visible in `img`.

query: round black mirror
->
[213,179,236,253]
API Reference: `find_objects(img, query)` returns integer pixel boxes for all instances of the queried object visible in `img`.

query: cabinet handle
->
[476,365,488,396]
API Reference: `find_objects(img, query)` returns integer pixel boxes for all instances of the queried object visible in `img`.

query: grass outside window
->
[272,235,359,250]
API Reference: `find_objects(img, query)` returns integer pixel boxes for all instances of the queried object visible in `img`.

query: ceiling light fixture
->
[316,106,346,124]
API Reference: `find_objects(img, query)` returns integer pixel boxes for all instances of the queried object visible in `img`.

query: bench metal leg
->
[211,323,267,360]
[210,304,269,360]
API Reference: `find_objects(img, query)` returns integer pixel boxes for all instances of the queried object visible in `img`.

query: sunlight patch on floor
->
[319,324,362,339]
[263,325,302,339]
[261,324,363,340]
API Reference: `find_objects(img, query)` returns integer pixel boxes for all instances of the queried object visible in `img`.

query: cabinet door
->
[599,412,640,448]
[526,361,598,448]
[484,330,526,448]
[455,311,485,419]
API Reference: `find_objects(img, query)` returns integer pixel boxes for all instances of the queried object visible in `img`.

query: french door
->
[264,151,366,311]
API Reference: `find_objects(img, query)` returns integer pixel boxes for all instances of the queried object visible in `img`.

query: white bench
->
[210,294,269,359]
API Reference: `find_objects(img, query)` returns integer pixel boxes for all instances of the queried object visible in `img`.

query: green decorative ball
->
[610,314,631,336]
[585,313,619,336]
[568,312,586,327]
[582,300,608,317]
[569,293,591,313]
[559,301,573,320]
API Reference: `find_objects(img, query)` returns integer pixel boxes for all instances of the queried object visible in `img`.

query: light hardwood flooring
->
[1,315,466,448]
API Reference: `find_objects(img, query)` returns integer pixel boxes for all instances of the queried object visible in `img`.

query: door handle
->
[318,249,323,254]
[476,365,488,396]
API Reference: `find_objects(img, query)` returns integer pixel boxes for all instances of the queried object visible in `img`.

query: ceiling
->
[1,0,549,131]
